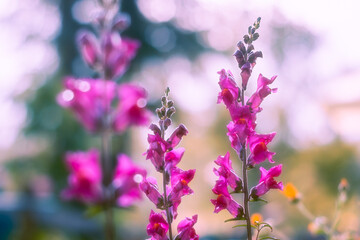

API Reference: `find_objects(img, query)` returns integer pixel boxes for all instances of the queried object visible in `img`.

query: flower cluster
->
[58,0,148,214]
[211,18,282,238]
[62,149,146,207]
[141,89,198,240]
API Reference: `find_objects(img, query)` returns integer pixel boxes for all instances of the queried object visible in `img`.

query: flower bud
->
[111,13,130,32]
[164,118,172,130]
[166,107,176,118]
[167,100,174,108]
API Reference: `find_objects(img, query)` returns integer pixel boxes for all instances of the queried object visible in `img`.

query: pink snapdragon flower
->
[247,74,277,113]
[101,31,140,79]
[114,83,151,132]
[167,124,188,149]
[58,78,150,133]
[57,78,115,132]
[214,152,242,192]
[140,177,164,208]
[211,179,244,218]
[169,168,196,198]
[250,164,283,199]
[77,31,100,68]
[62,149,102,203]
[147,210,169,240]
[248,133,276,166]
[176,215,199,240]
[113,154,147,207]
[217,69,239,108]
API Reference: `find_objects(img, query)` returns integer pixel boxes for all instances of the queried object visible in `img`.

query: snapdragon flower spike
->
[250,164,283,200]
[175,215,199,240]
[147,210,169,240]
[248,133,276,166]
[62,149,102,204]
[247,74,277,113]
[211,179,244,218]
[58,78,150,133]
[113,154,147,207]
[140,177,165,209]
[214,152,243,192]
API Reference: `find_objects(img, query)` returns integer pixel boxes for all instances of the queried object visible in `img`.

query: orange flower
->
[282,183,300,202]
[338,178,349,191]
[251,213,263,226]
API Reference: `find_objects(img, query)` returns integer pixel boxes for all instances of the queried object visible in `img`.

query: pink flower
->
[247,74,277,113]
[62,149,102,203]
[57,78,116,132]
[101,31,140,79]
[140,177,164,208]
[217,69,239,108]
[147,210,169,240]
[77,31,100,68]
[113,83,151,132]
[165,148,185,170]
[211,179,244,218]
[226,121,251,154]
[176,215,199,240]
[214,152,242,192]
[250,165,283,199]
[146,132,169,171]
[169,168,195,198]
[113,154,146,207]
[248,133,276,166]
[167,124,188,149]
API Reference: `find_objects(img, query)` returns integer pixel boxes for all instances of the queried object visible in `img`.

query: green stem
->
[160,121,173,240]
[240,87,252,240]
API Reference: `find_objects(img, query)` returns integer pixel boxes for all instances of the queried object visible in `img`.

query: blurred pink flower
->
[176,215,199,240]
[248,132,276,166]
[167,124,188,149]
[101,31,140,79]
[250,164,283,199]
[62,149,102,203]
[169,168,195,198]
[147,210,169,240]
[77,31,100,68]
[58,78,150,133]
[113,154,146,207]
[113,83,151,132]
[214,152,242,192]
[165,147,185,170]
[211,179,244,218]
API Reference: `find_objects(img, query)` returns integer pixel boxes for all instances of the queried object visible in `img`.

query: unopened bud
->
[237,41,246,55]
[243,35,250,44]
[111,13,130,31]
[156,108,162,119]
[166,107,176,118]
[252,32,259,41]
[164,118,172,129]
[161,96,167,106]
[160,107,166,117]
[167,100,174,108]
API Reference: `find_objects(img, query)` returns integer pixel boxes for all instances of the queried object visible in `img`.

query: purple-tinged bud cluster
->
[62,149,146,207]
[212,18,283,225]
[142,90,199,240]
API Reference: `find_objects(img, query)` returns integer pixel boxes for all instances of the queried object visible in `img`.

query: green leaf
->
[259,222,273,232]
[259,237,279,240]
[224,216,245,222]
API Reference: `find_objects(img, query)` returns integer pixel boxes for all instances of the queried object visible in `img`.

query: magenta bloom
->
[217,69,240,108]
[57,78,116,132]
[214,152,242,192]
[113,83,151,132]
[113,154,146,207]
[250,164,283,199]
[101,31,140,79]
[170,168,195,198]
[146,132,169,171]
[140,177,164,208]
[211,179,244,218]
[165,147,185,170]
[147,210,169,240]
[176,215,199,240]
[248,133,276,166]
[62,149,102,203]
[167,124,188,149]
[247,74,277,112]
[58,78,150,133]
[77,31,100,68]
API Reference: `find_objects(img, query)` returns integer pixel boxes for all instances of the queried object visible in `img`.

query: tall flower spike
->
[142,88,197,240]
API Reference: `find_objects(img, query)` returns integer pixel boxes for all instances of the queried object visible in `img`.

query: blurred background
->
[1,0,360,239]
